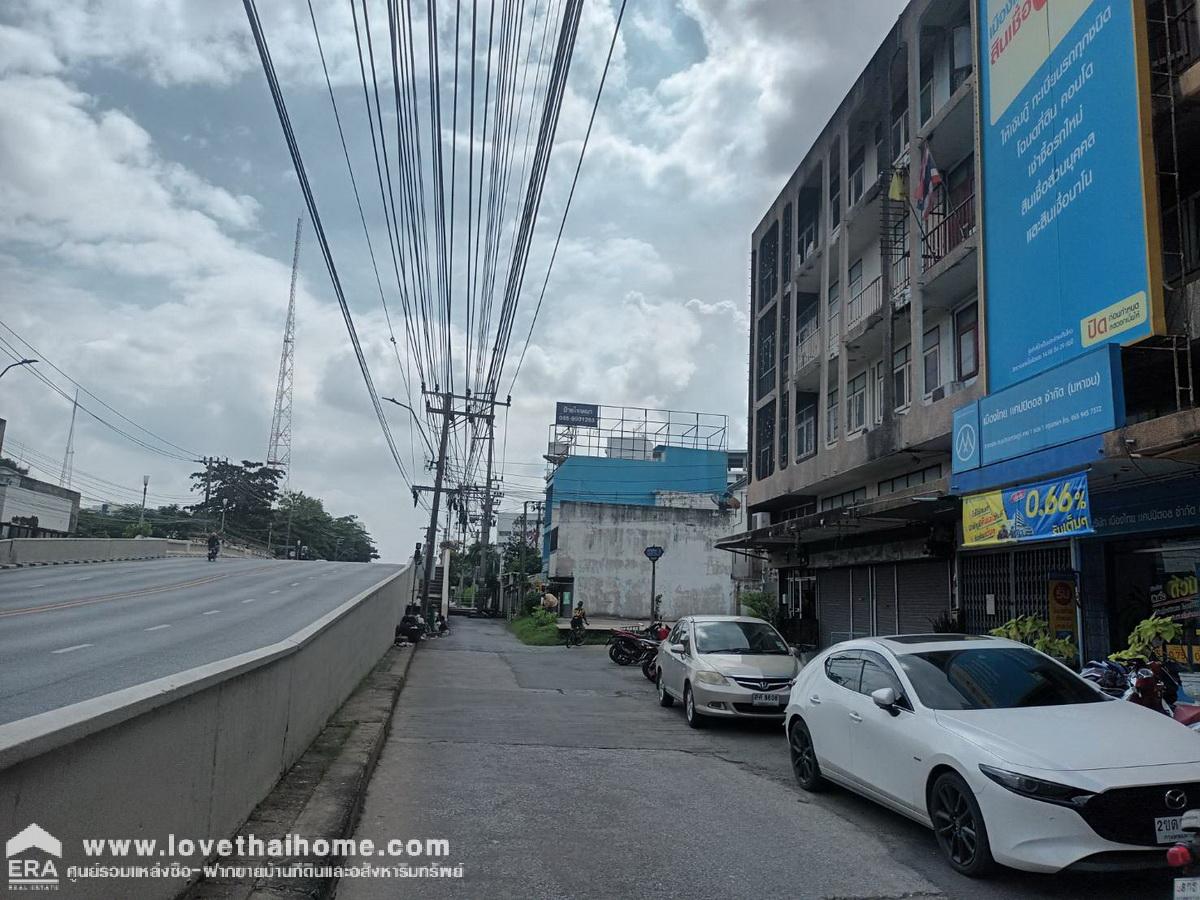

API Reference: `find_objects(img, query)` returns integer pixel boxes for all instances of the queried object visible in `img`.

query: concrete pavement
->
[337,617,1167,900]
[0,556,403,725]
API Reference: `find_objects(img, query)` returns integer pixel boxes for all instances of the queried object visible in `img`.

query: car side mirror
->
[670,643,687,656]
[871,687,899,715]
[791,646,801,658]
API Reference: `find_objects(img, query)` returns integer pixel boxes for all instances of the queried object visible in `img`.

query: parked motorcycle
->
[608,622,667,667]
[1082,655,1200,732]
[207,545,219,562]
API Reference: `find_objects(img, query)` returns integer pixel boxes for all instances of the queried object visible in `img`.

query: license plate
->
[1157,815,1189,844]
[751,692,785,706]
[1175,877,1200,899]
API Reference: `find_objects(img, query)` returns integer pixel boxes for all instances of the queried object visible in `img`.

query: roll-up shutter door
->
[874,564,898,635]
[896,559,951,634]
[817,568,851,647]
[850,566,872,638]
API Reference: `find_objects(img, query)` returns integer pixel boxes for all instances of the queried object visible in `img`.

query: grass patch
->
[508,616,611,646]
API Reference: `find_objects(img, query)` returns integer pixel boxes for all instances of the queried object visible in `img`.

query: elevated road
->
[0,557,403,725]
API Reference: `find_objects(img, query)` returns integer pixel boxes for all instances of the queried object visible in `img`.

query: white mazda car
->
[785,634,1200,876]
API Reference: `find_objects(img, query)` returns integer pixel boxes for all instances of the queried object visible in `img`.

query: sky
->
[0,0,906,562]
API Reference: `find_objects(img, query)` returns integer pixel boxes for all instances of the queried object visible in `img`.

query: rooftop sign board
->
[555,402,599,428]
[977,0,1163,391]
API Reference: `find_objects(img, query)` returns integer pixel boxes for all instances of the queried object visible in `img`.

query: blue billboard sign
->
[952,344,1123,473]
[978,0,1163,391]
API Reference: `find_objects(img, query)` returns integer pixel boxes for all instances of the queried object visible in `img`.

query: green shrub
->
[989,615,1077,664]
[1109,615,1182,663]
[739,590,776,623]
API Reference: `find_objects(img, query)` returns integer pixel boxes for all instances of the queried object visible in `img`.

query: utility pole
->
[139,475,150,525]
[417,390,510,619]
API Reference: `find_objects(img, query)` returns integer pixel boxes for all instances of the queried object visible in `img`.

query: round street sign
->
[644,546,664,562]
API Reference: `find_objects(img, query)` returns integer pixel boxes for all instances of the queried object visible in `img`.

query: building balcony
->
[846,276,882,327]
[922,194,976,272]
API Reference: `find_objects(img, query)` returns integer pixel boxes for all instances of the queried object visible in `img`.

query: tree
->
[189,459,282,541]
[502,533,541,578]
[273,491,378,562]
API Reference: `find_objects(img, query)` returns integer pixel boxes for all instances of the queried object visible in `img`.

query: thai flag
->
[914,143,942,218]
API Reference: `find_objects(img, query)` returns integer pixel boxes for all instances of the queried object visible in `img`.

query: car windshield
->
[693,621,789,654]
[898,647,1104,710]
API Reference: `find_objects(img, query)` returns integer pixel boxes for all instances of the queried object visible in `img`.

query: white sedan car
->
[785,634,1200,876]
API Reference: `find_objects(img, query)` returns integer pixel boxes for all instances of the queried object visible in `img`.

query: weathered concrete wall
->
[550,501,736,620]
[0,564,415,900]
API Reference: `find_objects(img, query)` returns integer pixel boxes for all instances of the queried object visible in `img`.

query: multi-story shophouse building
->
[722,0,1200,665]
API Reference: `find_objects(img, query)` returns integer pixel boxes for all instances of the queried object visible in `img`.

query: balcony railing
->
[923,194,976,271]
[827,312,840,356]
[847,276,882,325]
[796,328,821,368]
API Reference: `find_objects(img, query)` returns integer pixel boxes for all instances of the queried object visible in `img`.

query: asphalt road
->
[0,556,402,725]
[340,618,1168,900]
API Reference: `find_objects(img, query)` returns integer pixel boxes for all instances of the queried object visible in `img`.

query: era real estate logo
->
[6,823,62,892]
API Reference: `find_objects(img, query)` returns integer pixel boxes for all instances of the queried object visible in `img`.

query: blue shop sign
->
[953,344,1123,474]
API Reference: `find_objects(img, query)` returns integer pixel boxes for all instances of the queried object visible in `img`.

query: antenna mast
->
[59,388,78,488]
[267,217,302,483]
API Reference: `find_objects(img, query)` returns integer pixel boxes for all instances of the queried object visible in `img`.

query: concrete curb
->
[180,642,419,900]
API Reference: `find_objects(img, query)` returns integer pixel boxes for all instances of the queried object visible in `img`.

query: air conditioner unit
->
[751,512,771,530]
[930,386,945,402]
[945,380,969,398]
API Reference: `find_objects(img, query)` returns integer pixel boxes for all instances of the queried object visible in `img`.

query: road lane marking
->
[30,583,45,588]
[202,610,221,615]
[52,643,93,654]
[269,590,281,595]
[290,582,300,587]
[242,598,257,604]
[144,624,171,632]
[76,576,92,582]
[0,565,277,620]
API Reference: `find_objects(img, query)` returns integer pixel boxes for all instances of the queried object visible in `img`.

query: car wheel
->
[657,670,674,707]
[788,718,826,792]
[929,772,995,877]
[683,684,706,729]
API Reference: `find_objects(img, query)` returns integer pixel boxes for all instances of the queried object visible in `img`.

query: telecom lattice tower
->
[267,217,303,484]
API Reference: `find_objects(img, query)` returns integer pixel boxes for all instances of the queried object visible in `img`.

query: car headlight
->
[978,765,1094,809]
[694,670,728,686]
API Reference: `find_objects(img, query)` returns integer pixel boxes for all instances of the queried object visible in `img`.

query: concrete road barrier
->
[0,563,415,900]
[0,537,266,567]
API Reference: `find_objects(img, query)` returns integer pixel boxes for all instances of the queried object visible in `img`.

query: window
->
[847,372,867,433]
[872,361,884,424]
[923,325,941,394]
[878,463,942,496]
[549,527,559,551]
[694,620,790,654]
[820,486,866,511]
[755,401,776,480]
[848,259,863,300]
[955,303,979,381]
[798,215,818,263]
[824,652,862,690]
[827,281,840,352]
[756,310,776,399]
[758,222,779,306]
[893,344,911,410]
[826,386,839,444]
[780,293,791,386]
[859,651,910,707]
[829,167,841,232]
[782,203,793,283]
[796,400,816,459]
[891,103,909,162]
[898,648,1105,710]
[919,75,933,125]
[848,146,865,206]
[779,392,789,470]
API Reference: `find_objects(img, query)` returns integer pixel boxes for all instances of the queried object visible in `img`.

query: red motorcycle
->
[1122,659,1200,732]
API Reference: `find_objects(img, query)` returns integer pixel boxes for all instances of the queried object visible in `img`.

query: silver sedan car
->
[655,615,799,727]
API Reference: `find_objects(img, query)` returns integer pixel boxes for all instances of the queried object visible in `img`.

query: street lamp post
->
[139,475,150,525]
[0,358,38,380]
[381,397,436,457]
[644,545,664,621]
